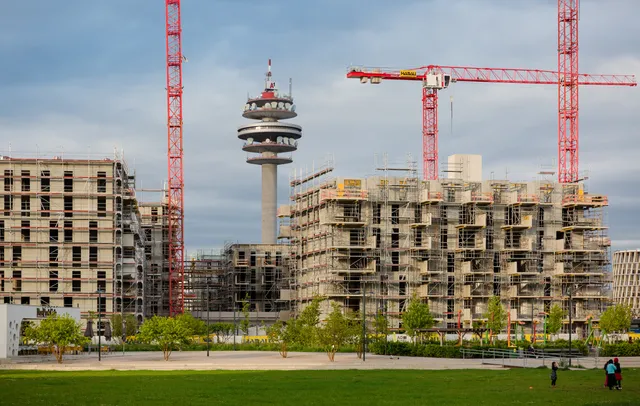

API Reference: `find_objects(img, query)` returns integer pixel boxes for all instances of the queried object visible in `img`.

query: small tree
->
[296,296,322,346]
[402,294,434,344]
[266,320,298,358]
[210,322,234,343]
[546,304,565,340]
[318,303,352,361]
[346,311,364,359]
[138,316,193,361]
[373,309,389,354]
[23,314,88,364]
[599,304,633,340]
[240,294,251,338]
[177,312,207,336]
[484,296,507,344]
[111,313,139,341]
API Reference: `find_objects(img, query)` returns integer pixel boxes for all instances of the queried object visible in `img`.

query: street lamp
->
[96,289,104,362]
[206,288,210,357]
[567,285,574,367]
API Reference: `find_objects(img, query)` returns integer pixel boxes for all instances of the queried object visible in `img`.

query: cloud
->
[1,0,639,254]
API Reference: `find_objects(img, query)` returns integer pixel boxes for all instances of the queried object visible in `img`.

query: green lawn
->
[0,368,637,405]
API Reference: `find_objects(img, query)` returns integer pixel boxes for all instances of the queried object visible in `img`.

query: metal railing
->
[461,347,591,368]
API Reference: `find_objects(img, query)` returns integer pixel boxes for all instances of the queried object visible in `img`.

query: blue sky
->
[1,0,639,255]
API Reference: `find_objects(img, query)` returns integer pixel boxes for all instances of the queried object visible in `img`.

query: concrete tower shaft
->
[238,60,301,243]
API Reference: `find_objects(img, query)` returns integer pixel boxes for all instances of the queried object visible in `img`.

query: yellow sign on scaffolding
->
[344,179,361,188]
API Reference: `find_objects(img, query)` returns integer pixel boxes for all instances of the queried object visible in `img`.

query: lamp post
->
[568,285,573,367]
[206,288,210,357]
[233,301,237,351]
[362,284,366,362]
[96,289,104,362]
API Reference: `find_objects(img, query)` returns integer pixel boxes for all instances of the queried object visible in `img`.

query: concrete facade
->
[0,304,81,358]
[279,155,611,336]
[613,249,640,315]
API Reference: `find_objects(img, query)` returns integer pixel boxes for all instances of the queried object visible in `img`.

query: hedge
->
[601,341,640,357]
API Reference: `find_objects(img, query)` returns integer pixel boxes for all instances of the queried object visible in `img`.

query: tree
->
[23,314,88,364]
[318,303,352,361]
[484,296,507,343]
[266,320,298,358]
[177,312,207,336]
[346,311,364,359]
[296,296,322,346]
[546,304,565,340]
[138,316,193,361]
[111,313,139,341]
[401,294,434,344]
[240,294,251,338]
[373,309,389,354]
[210,322,234,343]
[599,304,633,339]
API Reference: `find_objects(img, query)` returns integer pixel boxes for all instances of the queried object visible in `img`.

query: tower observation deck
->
[238,59,302,244]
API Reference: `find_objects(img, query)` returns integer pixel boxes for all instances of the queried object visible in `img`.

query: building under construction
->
[0,153,146,329]
[279,154,610,337]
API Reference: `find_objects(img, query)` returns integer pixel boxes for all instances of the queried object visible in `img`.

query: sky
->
[1,0,639,255]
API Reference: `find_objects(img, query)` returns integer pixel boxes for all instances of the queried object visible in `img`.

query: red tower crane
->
[347,65,635,181]
[165,0,185,315]
[558,0,580,183]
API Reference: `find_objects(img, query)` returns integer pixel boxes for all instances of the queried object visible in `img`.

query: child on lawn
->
[550,361,558,388]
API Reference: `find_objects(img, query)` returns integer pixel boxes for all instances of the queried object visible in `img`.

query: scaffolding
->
[0,150,145,329]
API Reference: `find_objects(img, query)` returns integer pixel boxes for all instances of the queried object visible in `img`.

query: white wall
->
[0,304,81,358]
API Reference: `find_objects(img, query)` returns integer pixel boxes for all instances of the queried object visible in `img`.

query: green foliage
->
[601,340,640,357]
[210,322,234,343]
[484,296,507,340]
[23,314,88,364]
[266,320,298,358]
[177,313,207,336]
[111,314,139,340]
[599,304,633,335]
[240,294,251,337]
[138,316,193,360]
[295,296,322,346]
[401,294,434,343]
[317,303,353,361]
[546,304,565,336]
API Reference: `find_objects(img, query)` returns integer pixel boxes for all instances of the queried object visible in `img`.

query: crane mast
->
[165,0,185,315]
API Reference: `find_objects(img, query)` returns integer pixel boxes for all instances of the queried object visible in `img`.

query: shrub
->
[601,341,640,357]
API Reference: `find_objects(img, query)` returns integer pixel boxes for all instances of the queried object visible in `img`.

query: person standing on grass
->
[606,359,617,390]
[603,359,612,388]
[613,357,622,390]
[550,361,558,388]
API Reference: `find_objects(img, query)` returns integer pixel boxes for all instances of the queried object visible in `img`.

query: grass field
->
[0,368,638,405]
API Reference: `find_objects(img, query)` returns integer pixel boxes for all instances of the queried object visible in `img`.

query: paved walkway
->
[1,351,504,371]
[2,351,638,371]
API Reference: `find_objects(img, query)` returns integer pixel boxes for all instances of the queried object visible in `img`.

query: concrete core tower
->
[238,60,301,243]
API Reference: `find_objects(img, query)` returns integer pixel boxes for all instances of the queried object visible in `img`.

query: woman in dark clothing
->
[614,357,622,390]
[550,361,558,388]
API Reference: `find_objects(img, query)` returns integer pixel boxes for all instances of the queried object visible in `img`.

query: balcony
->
[502,214,533,230]
[410,212,432,227]
[461,191,493,205]
[410,236,433,250]
[320,189,368,202]
[277,205,291,218]
[455,237,486,251]
[504,237,534,251]
[419,190,443,203]
[457,213,486,228]
[562,194,608,207]
[277,225,292,239]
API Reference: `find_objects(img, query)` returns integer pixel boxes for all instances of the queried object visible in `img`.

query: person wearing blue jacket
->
[606,359,617,390]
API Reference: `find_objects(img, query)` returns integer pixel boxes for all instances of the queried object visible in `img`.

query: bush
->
[601,341,640,357]
[369,342,462,358]
[533,339,589,356]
